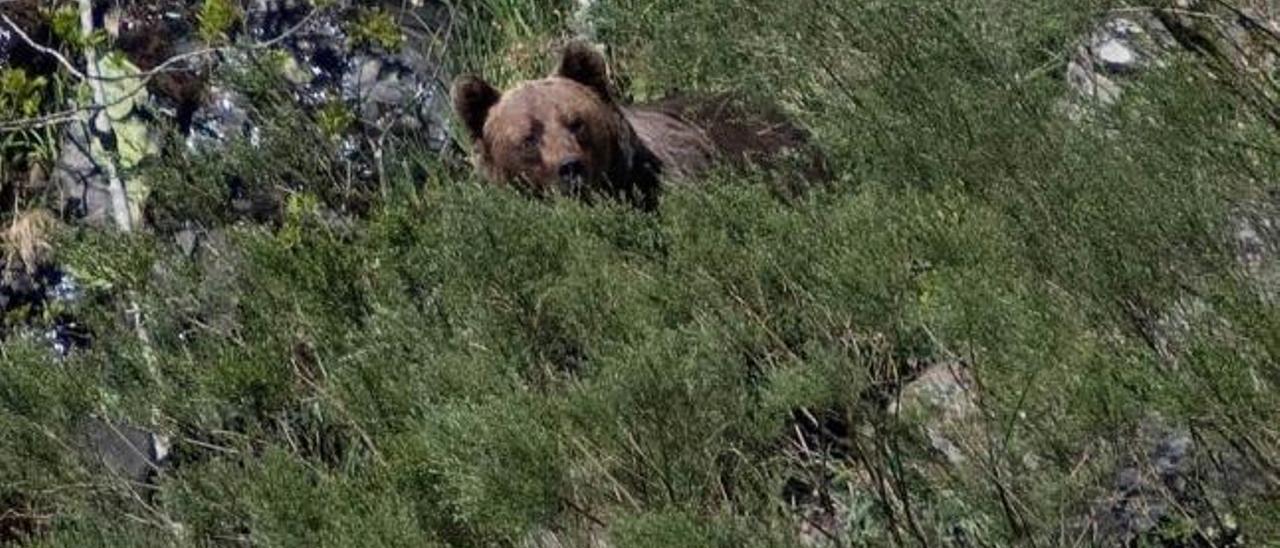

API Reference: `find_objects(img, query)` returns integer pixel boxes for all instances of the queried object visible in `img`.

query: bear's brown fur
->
[452,41,821,209]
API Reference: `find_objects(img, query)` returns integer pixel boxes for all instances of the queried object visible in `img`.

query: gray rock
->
[890,361,978,465]
[151,228,244,342]
[1064,4,1280,117]
[45,271,81,304]
[54,122,113,226]
[186,86,256,153]
[1132,196,1280,372]
[0,260,88,358]
[1063,14,1178,112]
[78,417,169,484]
[1095,38,1138,73]
[343,55,395,119]
[1159,1,1280,79]
[341,52,451,150]
[1065,61,1122,106]
[1231,195,1280,302]
[230,0,453,156]
[0,25,14,67]
[1082,417,1250,546]
[174,227,199,258]
[1121,195,1280,374]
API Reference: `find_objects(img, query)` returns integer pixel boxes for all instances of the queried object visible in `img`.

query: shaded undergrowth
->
[2,0,1279,546]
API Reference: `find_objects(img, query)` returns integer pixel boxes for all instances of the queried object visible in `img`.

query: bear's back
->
[622,107,717,180]
[628,93,827,182]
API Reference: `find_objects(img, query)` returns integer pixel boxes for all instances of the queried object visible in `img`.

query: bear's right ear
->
[451,76,501,141]
[556,40,612,101]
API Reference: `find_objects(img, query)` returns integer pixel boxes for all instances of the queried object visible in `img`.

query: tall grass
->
[1,0,1278,546]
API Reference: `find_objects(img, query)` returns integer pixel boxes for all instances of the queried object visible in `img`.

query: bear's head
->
[451,41,657,207]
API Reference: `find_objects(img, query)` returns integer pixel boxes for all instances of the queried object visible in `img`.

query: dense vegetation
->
[2,0,1279,545]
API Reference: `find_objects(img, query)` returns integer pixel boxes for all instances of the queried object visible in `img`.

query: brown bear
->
[451,41,821,210]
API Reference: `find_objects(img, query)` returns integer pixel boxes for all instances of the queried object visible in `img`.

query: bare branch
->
[0,107,85,131]
[0,14,87,81]
[0,7,323,135]
[127,6,322,82]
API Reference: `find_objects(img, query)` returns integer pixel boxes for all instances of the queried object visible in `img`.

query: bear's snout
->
[558,158,587,187]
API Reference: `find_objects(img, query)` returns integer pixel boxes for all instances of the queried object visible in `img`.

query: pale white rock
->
[1095,38,1138,72]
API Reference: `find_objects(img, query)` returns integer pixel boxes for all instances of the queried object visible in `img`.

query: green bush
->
[349,8,405,51]
[197,0,241,44]
[3,0,1279,545]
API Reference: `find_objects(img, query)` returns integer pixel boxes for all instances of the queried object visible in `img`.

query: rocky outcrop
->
[1065,13,1179,112]
[1065,2,1280,120]
[8,1,457,229]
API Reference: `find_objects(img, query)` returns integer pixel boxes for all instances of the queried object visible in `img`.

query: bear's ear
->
[452,75,501,141]
[556,40,611,100]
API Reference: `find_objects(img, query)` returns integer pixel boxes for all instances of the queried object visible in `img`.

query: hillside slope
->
[1,0,1279,546]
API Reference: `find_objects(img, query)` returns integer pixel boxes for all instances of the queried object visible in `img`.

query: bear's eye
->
[521,120,544,151]
[566,118,585,136]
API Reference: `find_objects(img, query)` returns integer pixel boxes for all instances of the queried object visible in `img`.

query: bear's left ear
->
[556,40,612,101]
[452,75,501,141]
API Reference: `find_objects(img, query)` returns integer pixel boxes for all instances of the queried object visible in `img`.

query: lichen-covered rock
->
[168,0,453,194]
[51,53,157,230]
[12,0,461,232]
